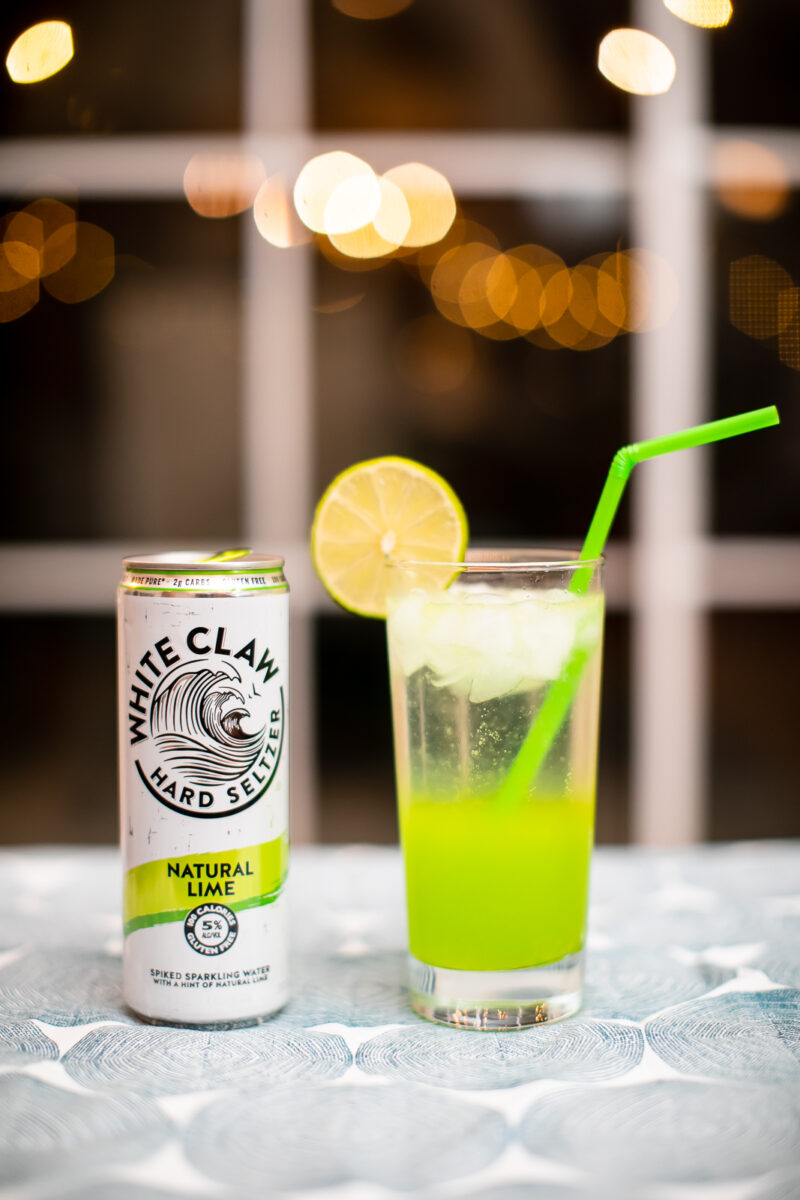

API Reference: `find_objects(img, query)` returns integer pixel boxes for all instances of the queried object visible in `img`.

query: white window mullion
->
[242,0,316,841]
[631,3,712,844]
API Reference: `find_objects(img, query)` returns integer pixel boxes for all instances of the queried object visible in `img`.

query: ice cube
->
[387,586,602,703]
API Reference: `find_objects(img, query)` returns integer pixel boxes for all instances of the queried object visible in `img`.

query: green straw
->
[496,404,780,806]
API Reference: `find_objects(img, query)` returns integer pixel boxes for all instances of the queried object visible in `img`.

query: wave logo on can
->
[127,626,284,818]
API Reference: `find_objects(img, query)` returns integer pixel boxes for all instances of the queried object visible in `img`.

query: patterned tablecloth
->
[1,843,799,1200]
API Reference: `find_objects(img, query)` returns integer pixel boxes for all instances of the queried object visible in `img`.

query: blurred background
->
[0,0,798,847]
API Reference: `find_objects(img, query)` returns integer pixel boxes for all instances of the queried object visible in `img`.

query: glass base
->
[408,952,583,1030]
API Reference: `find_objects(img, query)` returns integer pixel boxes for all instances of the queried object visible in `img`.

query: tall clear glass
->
[386,549,604,1030]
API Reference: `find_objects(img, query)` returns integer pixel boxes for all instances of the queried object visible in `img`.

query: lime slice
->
[311,456,468,618]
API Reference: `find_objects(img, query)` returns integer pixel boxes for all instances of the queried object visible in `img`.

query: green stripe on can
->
[124,837,288,934]
[123,887,282,938]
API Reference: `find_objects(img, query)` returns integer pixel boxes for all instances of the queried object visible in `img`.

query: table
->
[1,843,799,1200]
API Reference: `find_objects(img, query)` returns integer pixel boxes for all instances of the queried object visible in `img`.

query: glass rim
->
[388,547,603,572]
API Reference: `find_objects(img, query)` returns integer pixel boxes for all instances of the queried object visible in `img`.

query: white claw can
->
[117,551,289,1027]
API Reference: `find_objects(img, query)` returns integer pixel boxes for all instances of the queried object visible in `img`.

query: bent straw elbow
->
[611,445,638,477]
[574,448,635,581]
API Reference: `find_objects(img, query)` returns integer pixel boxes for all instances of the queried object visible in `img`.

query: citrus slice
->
[311,456,468,618]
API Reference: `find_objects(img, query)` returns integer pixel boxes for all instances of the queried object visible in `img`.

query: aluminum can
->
[117,551,289,1027]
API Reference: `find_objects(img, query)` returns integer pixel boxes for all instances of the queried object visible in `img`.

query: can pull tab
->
[204,548,252,562]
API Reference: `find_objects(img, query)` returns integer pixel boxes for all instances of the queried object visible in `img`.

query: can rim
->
[123,549,284,573]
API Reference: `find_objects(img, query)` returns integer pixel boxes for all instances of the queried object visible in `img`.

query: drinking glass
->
[386,549,604,1029]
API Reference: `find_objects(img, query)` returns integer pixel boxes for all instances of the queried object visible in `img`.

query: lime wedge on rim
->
[311,456,468,618]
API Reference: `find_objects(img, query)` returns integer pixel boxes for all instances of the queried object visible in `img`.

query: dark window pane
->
[315,611,629,846]
[712,0,800,128]
[712,200,800,535]
[315,197,631,544]
[0,199,242,541]
[316,614,396,844]
[597,613,629,845]
[0,617,117,843]
[313,0,629,132]
[709,612,800,840]
[0,0,241,135]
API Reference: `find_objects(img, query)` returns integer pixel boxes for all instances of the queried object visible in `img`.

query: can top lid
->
[123,549,284,573]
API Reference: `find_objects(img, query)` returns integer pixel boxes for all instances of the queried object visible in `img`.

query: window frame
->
[1,0,799,843]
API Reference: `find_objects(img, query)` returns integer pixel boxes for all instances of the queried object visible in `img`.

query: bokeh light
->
[427,239,522,342]
[598,28,676,96]
[572,262,625,350]
[317,234,390,273]
[323,173,382,236]
[421,227,678,350]
[43,222,114,303]
[566,266,613,350]
[730,255,796,340]
[430,242,496,327]
[777,290,800,371]
[0,236,33,292]
[329,222,395,259]
[382,163,456,248]
[0,235,39,321]
[519,253,628,351]
[539,266,573,330]
[475,318,521,343]
[373,177,412,245]
[0,205,68,321]
[504,245,563,335]
[332,0,414,17]
[528,270,581,349]
[568,267,600,332]
[585,258,628,338]
[41,221,79,276]
[3,239,38,281]
[728,254,800,372]
[715,140,790,222]
[20,199,77,275]
[593,259,628,331]
[663,0,732,28]
[0,263,38,321]
[294,152,377,234]
[6,21,73,84]
[394,314,474,395]
[412,218,498,286]
[0,202,112,316]
[2,202,78,281]
[184,154,266,219]
[459,252,518,329]
[601,251,648,332]
[253,175,313,248]
[3,212,42,279]
[329,177,411,258]
[502,258,544,334]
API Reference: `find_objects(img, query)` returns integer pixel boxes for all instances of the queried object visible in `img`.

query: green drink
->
[313,413,777,1030]
[401,792,594,972]
[386,550,604,1028]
